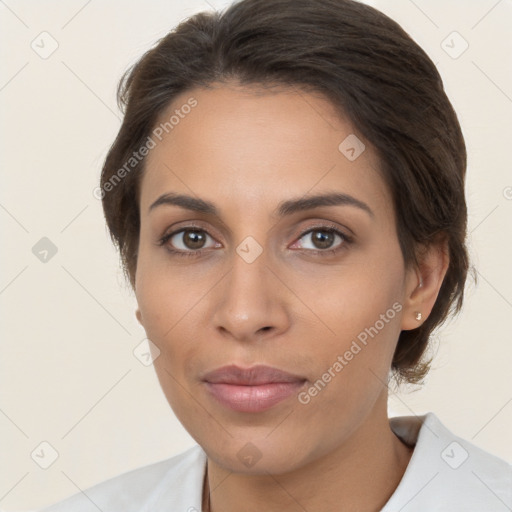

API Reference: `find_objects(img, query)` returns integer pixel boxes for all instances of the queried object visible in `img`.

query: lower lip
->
[205,381,305,413]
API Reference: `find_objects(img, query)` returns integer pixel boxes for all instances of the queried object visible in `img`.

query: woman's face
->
[135,84,419,473]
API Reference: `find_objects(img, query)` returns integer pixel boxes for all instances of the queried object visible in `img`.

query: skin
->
[134,83,449,512]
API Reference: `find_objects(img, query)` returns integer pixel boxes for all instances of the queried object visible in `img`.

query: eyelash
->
[157,224,353,259]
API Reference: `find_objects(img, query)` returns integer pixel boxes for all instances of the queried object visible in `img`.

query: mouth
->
[202,365,307,413]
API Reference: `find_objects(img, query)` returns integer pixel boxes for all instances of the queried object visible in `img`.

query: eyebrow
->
[149,191,374,218]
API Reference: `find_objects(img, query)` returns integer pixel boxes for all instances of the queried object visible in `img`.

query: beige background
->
[1,0,511,510]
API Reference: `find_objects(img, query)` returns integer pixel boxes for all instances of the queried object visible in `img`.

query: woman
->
[42,0,512,510]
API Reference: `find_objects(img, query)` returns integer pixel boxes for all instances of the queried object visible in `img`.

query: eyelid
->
[289,223,352,249]
[159,220,221,242]
[158,224,221,250]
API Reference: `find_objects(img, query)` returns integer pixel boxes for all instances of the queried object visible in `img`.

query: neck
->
[205,396,413,512]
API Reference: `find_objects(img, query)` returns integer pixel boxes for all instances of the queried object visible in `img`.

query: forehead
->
[140,84,391,221]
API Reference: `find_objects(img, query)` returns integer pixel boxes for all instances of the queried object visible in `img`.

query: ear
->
[135,308,144,326]
[401,236,450,331]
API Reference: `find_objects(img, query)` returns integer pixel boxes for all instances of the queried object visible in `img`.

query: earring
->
[415,312,422,321]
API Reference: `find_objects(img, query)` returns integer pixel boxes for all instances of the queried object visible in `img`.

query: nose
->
[211,248,290,343]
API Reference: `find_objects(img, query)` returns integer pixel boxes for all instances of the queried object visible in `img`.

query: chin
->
[207,444,307,476]
[197,428,317,476]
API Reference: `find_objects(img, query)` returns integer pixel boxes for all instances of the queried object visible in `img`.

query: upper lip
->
[202,365,306,385]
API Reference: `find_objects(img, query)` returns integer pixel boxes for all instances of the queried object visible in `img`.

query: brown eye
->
[167,229,216,251]
[310,230,336,249]
[295,228,347,252]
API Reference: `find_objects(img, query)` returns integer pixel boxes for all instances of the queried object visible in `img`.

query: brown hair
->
[100,0,469,383]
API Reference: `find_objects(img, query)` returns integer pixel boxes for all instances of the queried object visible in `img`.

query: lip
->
[202,365,307,413]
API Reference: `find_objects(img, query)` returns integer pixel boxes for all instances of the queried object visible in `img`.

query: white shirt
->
[41,413,512,511]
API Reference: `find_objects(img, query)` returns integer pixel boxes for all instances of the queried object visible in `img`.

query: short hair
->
[100,0,469,384]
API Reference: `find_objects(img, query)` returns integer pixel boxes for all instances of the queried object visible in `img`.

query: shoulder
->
[384,412,512,511]
[39,445,206,512]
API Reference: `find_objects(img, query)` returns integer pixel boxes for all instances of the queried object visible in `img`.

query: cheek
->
[134,249,219,383]
[288,248,405,399]
[135,241,206,334]
[294,278,403,434]
[135,262,203,409]
[289,246,404,341]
